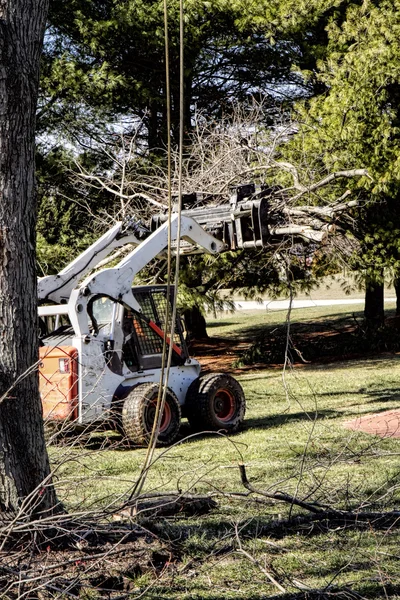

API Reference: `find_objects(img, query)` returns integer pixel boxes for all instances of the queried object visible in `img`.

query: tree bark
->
[183,306,209,341]
[364,275,385,330]
[394,278,400,316]
[0,0,58,516]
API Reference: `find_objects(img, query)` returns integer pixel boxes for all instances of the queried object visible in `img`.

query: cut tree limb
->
[239,463,400,533]
[113,494,218,521]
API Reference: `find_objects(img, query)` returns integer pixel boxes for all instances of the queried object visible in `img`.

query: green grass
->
[50,306,400,599]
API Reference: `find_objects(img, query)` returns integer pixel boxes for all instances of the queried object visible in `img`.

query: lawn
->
[50,305,400,599]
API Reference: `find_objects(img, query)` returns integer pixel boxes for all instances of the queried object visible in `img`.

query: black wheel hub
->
[146,404,157,428]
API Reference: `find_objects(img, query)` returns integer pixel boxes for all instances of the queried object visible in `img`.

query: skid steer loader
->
[38,185,325,445]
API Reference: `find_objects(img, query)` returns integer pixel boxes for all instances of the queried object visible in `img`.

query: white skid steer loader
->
[38,185,326,445]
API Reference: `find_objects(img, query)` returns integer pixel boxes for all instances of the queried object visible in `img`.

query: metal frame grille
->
[131,287,185,358]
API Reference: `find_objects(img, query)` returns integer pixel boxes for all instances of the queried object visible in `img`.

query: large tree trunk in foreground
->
[0,0,57,515]
[364,275,385,330]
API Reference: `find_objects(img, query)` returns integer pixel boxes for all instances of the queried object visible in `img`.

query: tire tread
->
[122,382,181,446]
[186,373,245,433]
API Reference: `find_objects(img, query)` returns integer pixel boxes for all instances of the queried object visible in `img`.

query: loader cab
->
[87,285,189,375]
[127,285,188,371]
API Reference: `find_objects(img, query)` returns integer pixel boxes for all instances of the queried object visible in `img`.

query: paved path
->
[231,297,396,311]
[344,410,400,439]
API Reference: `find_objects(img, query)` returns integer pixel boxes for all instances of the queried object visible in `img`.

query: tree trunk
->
[0,0,58,516]
[183,306,209,340]
[364,275,385,330]
[147,100,160,151]
[394,278,400,315]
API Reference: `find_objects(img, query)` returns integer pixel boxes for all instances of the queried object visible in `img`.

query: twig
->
[238,463,327,514]
[234,523,286,593]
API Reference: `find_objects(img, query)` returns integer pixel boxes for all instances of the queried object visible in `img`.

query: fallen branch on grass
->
[239,463,332,514]
[239,463,400,532]
[113,493,217,521]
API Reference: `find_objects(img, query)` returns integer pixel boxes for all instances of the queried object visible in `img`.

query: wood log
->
[113,494,217,521]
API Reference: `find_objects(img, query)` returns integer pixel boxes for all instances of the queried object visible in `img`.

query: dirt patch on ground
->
[190,336,251,373]
[0,527,174,598]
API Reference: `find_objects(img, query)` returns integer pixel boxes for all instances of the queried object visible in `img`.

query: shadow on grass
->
[76,433,132,451]
[244,409,339,431]
[175,410,341,446]
[144,588,400,600]
[182,584,399,600]
[144,592,282,600]
[48,388,400,452]
[364,392,400,405]
[358,384,400,402]
[148,514,400,600]
[49,407,343,450]
[47,429,141,451]
[227,309,367,341]
[316,384,400,401]
[207,320,242,329]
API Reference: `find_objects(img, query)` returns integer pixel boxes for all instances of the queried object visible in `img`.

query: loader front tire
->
[122,383,181,446]
[186,373,246,433]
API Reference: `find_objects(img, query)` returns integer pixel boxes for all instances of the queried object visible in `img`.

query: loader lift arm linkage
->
[38,218,148,304]
[62,215,225,338]
[38,184,329,309]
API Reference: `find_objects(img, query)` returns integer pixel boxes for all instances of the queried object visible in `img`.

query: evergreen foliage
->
[42,0,307,149]
[288,0,400,305]
[37,0,400,326]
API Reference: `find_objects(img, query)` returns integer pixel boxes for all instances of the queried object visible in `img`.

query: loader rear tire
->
[185,373,246,433]
[122,383,181,446]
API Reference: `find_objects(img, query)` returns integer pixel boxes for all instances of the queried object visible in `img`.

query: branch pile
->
[72,105,371,258]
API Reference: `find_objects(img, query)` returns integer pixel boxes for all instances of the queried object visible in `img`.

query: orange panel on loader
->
[39,346,78,421]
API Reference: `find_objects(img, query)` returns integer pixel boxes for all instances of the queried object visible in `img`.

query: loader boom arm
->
[38,219,146,304]
[68,215,226,337]
[38,183,329,313]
